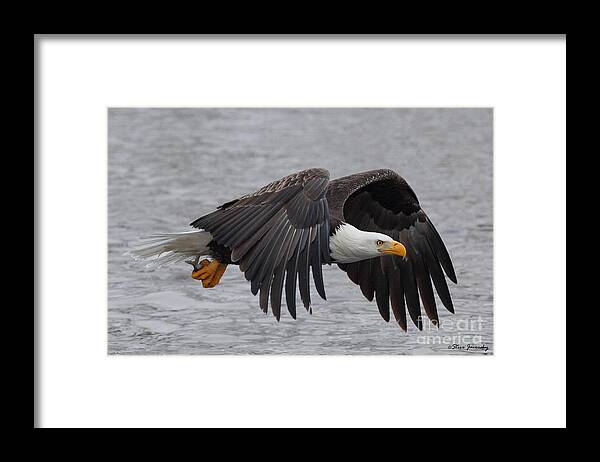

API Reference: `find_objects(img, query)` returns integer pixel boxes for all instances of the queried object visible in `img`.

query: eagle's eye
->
[376,240,384,246]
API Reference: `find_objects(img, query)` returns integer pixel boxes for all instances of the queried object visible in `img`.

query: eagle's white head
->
[329,223,407,264]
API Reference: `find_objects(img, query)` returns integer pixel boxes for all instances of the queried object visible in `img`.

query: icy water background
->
[108,108,493,355]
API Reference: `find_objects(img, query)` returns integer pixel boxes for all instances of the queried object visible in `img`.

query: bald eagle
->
[129,168,457,331]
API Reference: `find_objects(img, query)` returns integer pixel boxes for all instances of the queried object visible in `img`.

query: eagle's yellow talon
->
[191,259,210,280]
[192,259,227,288]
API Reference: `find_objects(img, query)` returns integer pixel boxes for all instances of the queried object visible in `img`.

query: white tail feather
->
[125,230,212,268]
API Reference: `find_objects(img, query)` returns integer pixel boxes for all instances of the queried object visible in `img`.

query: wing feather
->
[284,229,304,319]
[311,228,327,300]
[297,233,312,312]
[386,257,407,330]
[373,258,390,322]
[358,259,375,302]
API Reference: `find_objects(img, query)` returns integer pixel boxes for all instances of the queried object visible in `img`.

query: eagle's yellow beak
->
[382,241,407,258]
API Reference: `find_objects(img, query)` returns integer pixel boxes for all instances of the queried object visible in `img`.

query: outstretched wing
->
[333,169,457,331]
[191,168,331,320]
